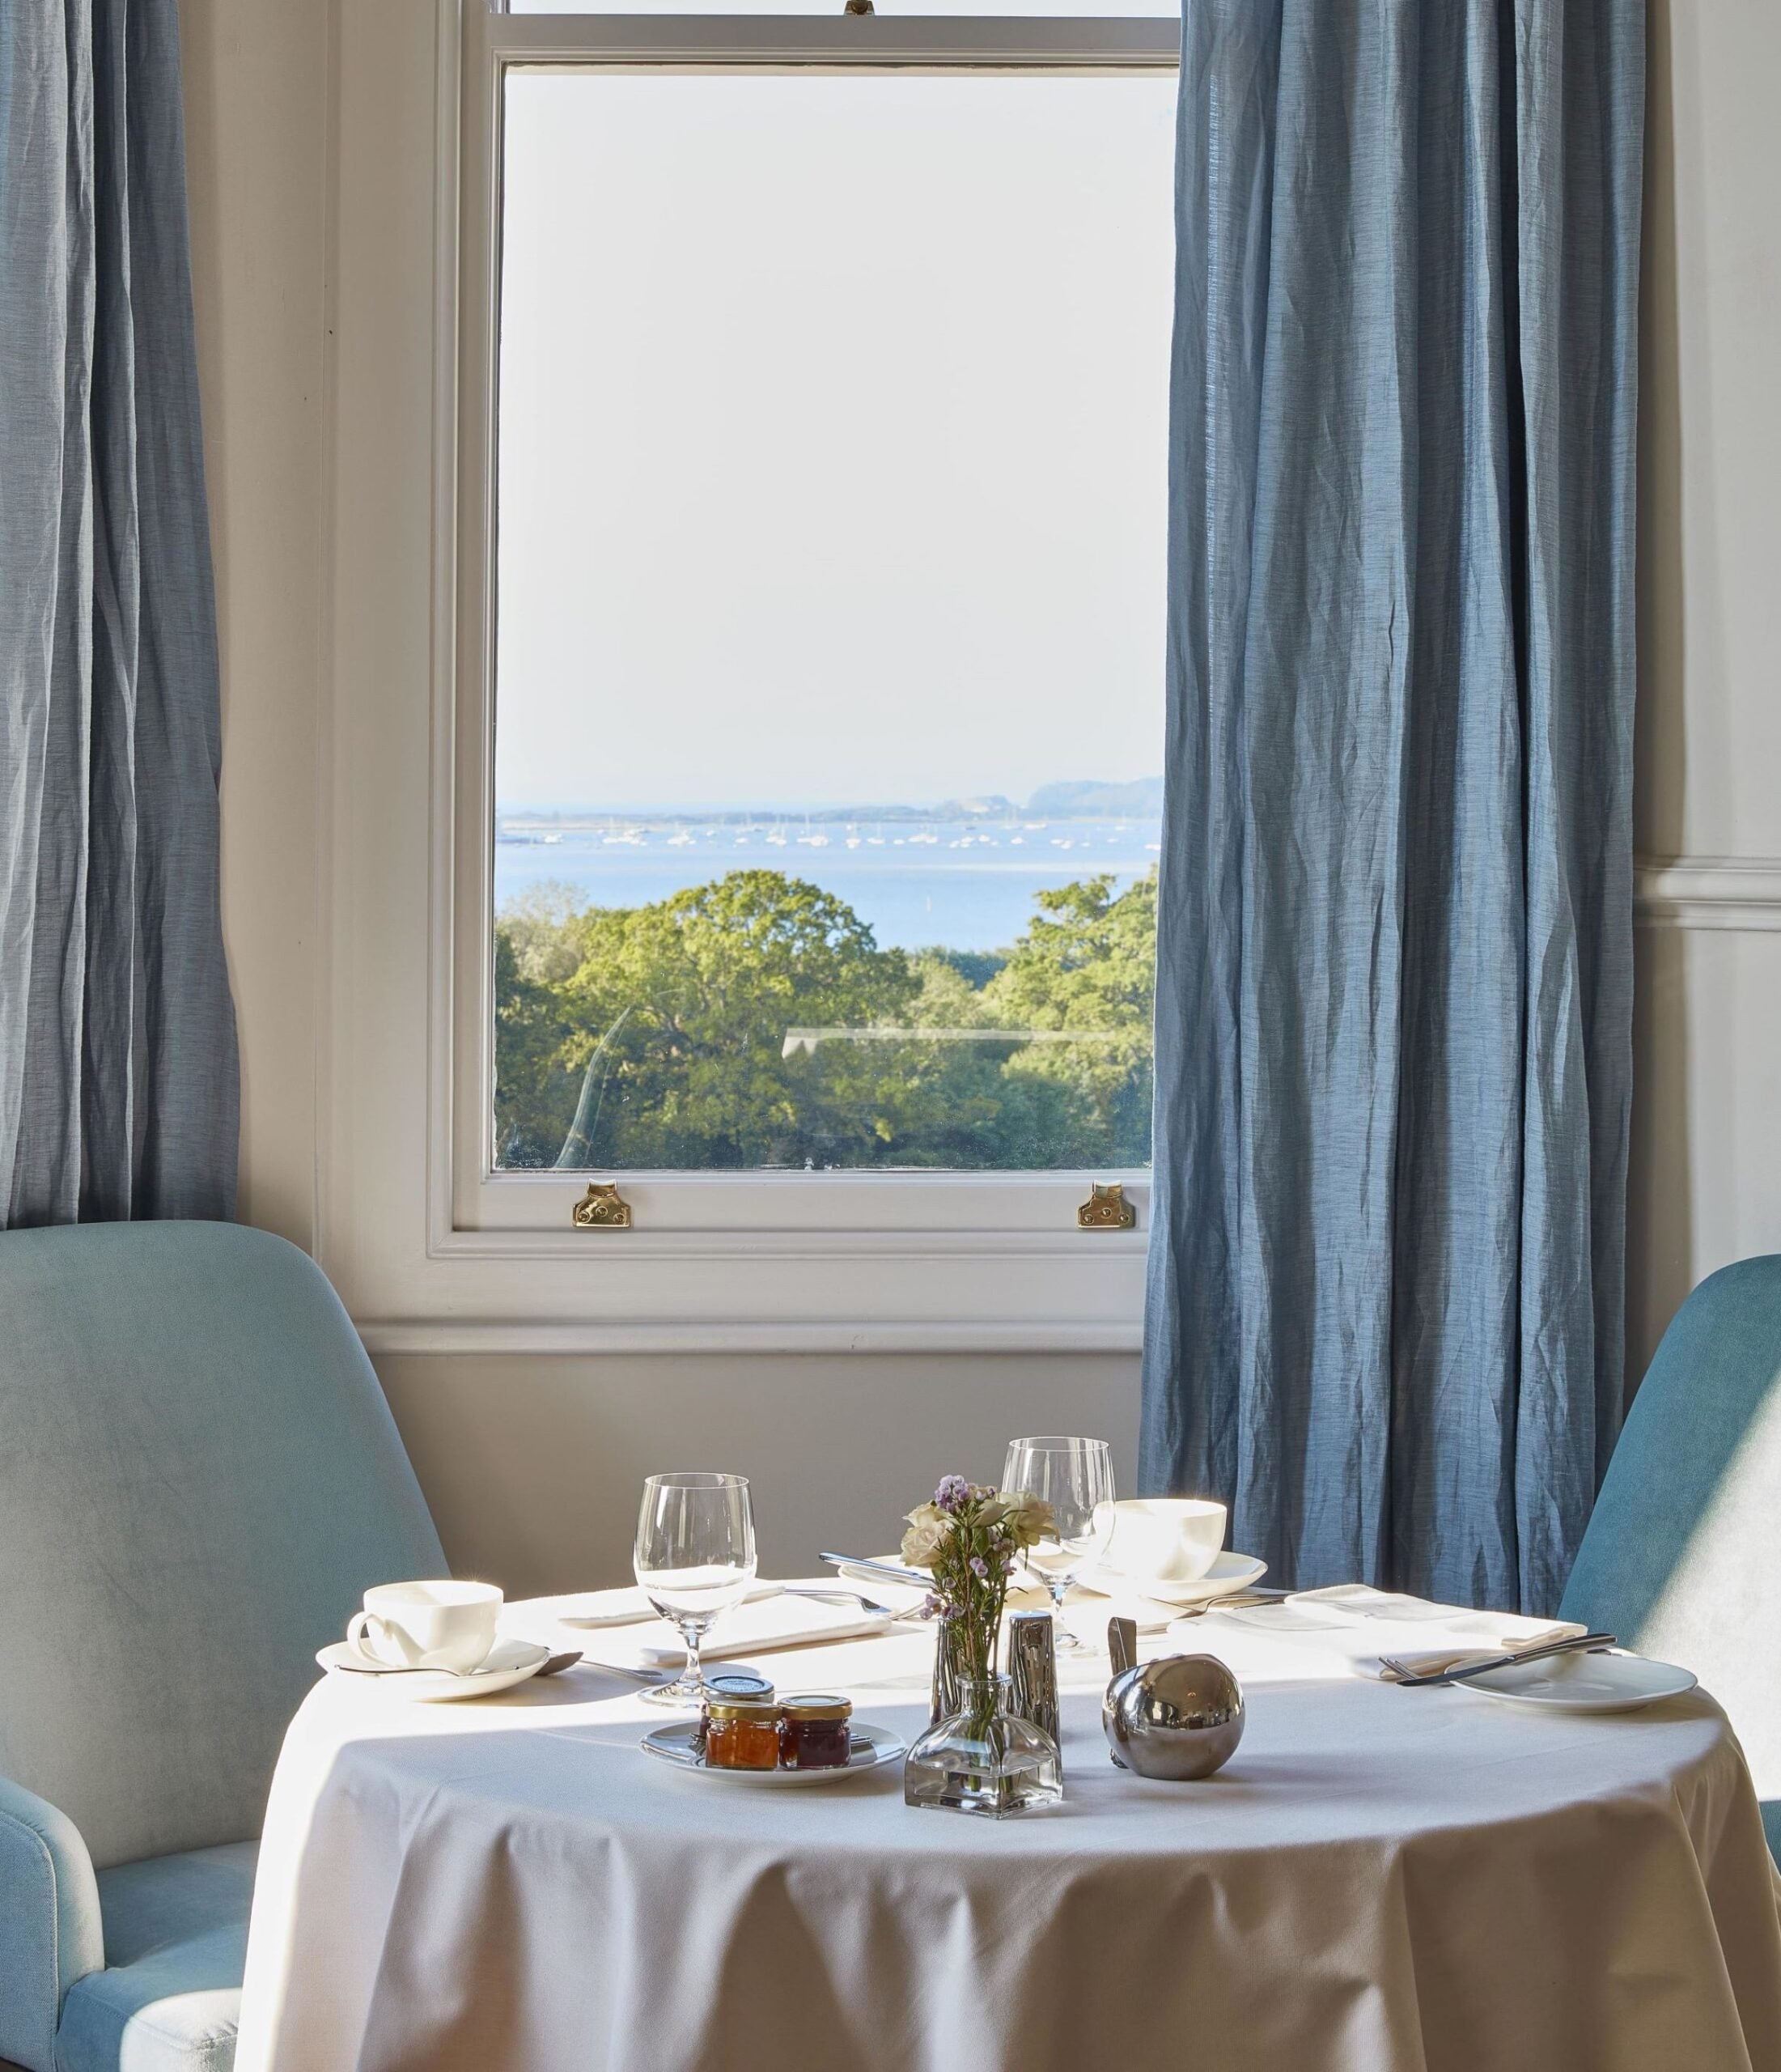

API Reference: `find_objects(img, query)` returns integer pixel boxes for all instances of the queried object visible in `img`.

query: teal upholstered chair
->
[0,1222,446,2072]
[1561,1255,1781,1866]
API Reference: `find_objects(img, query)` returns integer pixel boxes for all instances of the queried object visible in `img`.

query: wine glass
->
[1001,1437,1116,1651]
[634,1471,757,1707]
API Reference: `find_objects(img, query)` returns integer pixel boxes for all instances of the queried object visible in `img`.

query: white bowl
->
[1104,1498,1228,1586]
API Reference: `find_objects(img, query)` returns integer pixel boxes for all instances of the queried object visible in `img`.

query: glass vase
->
[903,1672,1063,1819]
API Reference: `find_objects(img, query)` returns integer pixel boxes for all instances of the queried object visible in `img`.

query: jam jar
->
[694,1674,773,1760]
[777,1694,854,1770]
[703,1697,781,1771]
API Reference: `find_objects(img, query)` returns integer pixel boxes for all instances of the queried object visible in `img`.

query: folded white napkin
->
[531,1582,782,1631]
[1198,1585,1586,1679]
[572,1590,897,1673]
[1287,1585,1461,1624]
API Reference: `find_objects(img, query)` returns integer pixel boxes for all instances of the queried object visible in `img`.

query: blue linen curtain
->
[1140,0,1643,1614]
[0,0,237,1225]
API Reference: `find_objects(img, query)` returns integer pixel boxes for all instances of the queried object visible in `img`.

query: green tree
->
[491,864,1158,1173]
[983,869,1157,1165]
[551,871,923,1168]
[493,924,585,1166]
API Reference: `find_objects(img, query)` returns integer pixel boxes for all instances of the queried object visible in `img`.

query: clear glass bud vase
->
[903,1672,1063,1818]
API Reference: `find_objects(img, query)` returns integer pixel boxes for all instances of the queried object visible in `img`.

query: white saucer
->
[1457,1650,1698,1715]
[1075,1549,1268,1609]
[316,1636,552,1701]
[640,1720,905,1784]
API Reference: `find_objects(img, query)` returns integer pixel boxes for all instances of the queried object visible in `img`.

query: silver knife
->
[818,1552,931,1590]
[1380,1630,1618,1688]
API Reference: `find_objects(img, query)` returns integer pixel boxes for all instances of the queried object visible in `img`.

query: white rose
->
[901,1501,952,1570]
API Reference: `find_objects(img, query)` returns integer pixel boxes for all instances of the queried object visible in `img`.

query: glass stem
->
[681,1619,707,1690]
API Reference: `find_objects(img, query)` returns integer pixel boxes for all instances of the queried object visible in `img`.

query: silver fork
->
[1380,1630,1617,1687]
[782,1585,923,1621]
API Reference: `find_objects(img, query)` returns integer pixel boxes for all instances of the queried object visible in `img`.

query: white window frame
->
[405,0,1176,1345]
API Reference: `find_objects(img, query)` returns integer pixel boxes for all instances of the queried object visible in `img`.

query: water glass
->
[1001,1437,1115,1651]
[634,1471,757,1706]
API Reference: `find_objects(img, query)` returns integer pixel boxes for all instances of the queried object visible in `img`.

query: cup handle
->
[345,1610,422,1668]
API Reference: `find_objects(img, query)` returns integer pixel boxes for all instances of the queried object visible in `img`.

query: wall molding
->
[358,1318,1146,1358]
[1635,855,1781,932]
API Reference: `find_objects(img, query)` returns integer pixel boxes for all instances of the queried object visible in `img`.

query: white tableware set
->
[316,1580,553,1701]
[1077,1496,1270,1609]
[318,1458,1695,1731]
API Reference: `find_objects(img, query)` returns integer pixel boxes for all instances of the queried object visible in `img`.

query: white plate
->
[1458,1651,1698,1715]
[1075,1550,1268,1609]
[316,1636,552,1701]
[640,1720,906,1784]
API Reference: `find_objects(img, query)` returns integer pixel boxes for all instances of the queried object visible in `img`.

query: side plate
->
[641,1720,906,1784]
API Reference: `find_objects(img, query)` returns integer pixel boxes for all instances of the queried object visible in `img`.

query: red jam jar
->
[778,1694,854,1770]
[703,1697,781,1771]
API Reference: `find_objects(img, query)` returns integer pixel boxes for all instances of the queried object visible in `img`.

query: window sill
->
[355,1315,1146,1356]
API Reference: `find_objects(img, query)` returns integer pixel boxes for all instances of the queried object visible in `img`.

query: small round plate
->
[316,1636,552,1701]
[1075,1550,1268,1609]
[1458,1651,1698,1715]
[640,1721,905,1783]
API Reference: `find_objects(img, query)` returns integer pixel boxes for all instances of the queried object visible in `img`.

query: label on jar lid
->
[705,1672,774,1701]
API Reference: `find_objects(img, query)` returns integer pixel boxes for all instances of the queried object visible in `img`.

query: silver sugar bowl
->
[1103,1654,1245,1780]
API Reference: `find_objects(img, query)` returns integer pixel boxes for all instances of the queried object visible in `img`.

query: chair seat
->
[54,1843,254,2072]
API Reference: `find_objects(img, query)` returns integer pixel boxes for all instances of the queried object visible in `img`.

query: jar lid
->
[705,1673,774,1700]
[780,1693,853,1722]
[705,1696,779,1722]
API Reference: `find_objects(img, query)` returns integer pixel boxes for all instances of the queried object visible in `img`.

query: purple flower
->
[934,1474,972,1514]
[969,1556,989,1579]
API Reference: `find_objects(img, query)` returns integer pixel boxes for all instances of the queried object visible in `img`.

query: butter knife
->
[1380,1630,1617,1688]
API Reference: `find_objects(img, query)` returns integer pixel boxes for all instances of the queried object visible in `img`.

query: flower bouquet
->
[900,1476,1066,1817]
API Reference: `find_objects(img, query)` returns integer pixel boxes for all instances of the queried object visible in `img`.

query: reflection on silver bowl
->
[1103,1654,1245,1780]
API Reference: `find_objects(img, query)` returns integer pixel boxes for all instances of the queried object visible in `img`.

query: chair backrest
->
[0,1221,446,1868]
[1560,1255,1781,1860]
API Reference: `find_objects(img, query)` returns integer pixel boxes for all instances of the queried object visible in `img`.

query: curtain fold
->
[0,0,236,1226]
[1140,0,1643,1614]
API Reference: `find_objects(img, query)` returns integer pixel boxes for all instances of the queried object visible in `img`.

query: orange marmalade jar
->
[703,1696,781,1771]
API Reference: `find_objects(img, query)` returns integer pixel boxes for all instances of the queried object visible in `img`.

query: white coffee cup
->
[1105,1498,1228,1586]
[345,1580,502,1673]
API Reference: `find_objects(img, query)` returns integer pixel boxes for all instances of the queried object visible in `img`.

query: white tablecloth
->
[235,1593,1781,2072]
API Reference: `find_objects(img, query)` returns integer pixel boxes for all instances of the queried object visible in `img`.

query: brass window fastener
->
[1077,1182,1135,1230]
[571,1182,632,1229]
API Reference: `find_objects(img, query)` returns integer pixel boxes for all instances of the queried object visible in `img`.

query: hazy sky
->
[494,70,1176,812]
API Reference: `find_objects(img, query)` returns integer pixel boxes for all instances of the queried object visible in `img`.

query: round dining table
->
[234,1590,1781,2072]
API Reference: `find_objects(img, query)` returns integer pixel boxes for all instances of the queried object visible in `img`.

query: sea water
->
[493,817,1162,954]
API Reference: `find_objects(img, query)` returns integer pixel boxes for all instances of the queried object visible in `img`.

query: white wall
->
[180,0,1781,1599]
[1626,0,1781,1382]
[181,0,327,1252]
